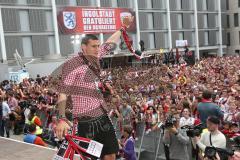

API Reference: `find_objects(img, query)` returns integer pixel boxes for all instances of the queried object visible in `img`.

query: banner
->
[9,70,29,84]
[176,40,188,47]
[58,7,136,34]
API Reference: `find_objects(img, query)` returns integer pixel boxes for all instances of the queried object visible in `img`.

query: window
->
[161,0,166,9]
[189,0,193,10]
[239,31,240,44]
[215,15,218,27]
[216,31,219,45]
[149,33,155,49]
[204,31,209,45]
[48,36,56,54]
[180,0,183,9]
[227,15,230,28]
[214,0,218,11]
[176,0,182,10]
[22,36,33,58]
[177,32,184,40]
[19,10,30,31]
[203,14,208,28]
[202,0,207,10]
[227,32,230,46]
[164,33,169,48]
[234,13,239,27]
[147,13,153,29]
[177,13,183,29]
[192,32,195,46]
[226,0,229,10]
[162,14,167,29]
[46,11,53,31]
[190,14,194,28]
[18,0,27,5]
[117,0,128,7]
[147,0,152,9]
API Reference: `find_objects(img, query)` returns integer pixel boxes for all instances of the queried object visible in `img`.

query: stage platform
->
[0,137,56,160]
[0,137,164,160]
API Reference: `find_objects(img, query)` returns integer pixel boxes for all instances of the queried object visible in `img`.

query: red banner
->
[58,7,136,34]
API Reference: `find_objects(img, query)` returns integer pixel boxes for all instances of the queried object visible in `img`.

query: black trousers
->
[77,114,119,158]
[0,118,10,137]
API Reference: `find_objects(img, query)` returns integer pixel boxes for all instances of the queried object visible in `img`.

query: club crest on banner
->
[63,11,76,29]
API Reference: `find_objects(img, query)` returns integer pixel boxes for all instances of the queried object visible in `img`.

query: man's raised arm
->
[98,16,134,58]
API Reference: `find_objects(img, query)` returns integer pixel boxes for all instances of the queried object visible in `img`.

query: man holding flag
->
[51,16,135,160]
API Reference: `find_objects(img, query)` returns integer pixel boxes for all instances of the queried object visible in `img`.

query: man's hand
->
[105,82,114,94]
[229,151,240,160]
[55,120,70,140]
[122,16,134,28]
[169,126,178,135]
[118,139,123,149]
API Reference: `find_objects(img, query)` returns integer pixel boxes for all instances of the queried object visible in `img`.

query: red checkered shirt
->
[51,43,115,118]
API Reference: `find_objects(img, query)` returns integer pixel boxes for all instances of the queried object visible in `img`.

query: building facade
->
[0,0,228,78]
[226,0,240,54]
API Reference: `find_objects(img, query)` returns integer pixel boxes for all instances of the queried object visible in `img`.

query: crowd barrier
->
[134,122,166,160]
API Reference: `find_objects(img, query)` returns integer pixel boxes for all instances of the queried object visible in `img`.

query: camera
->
[204,146,234,160]
[230,136,240,149]
[162,115,177,129]
[181,123,204,137]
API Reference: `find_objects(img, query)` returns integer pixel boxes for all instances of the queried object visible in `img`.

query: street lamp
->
[71,34,82,53]
[75,35,80,39]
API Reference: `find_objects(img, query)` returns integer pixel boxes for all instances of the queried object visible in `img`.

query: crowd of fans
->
[0,75,58,145]
[0,55,240,159]
[105,56,240,137]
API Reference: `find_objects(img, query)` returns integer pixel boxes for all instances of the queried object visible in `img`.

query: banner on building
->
[58,7,136,34]
[176,40,188,47]
[9,70,29,84]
